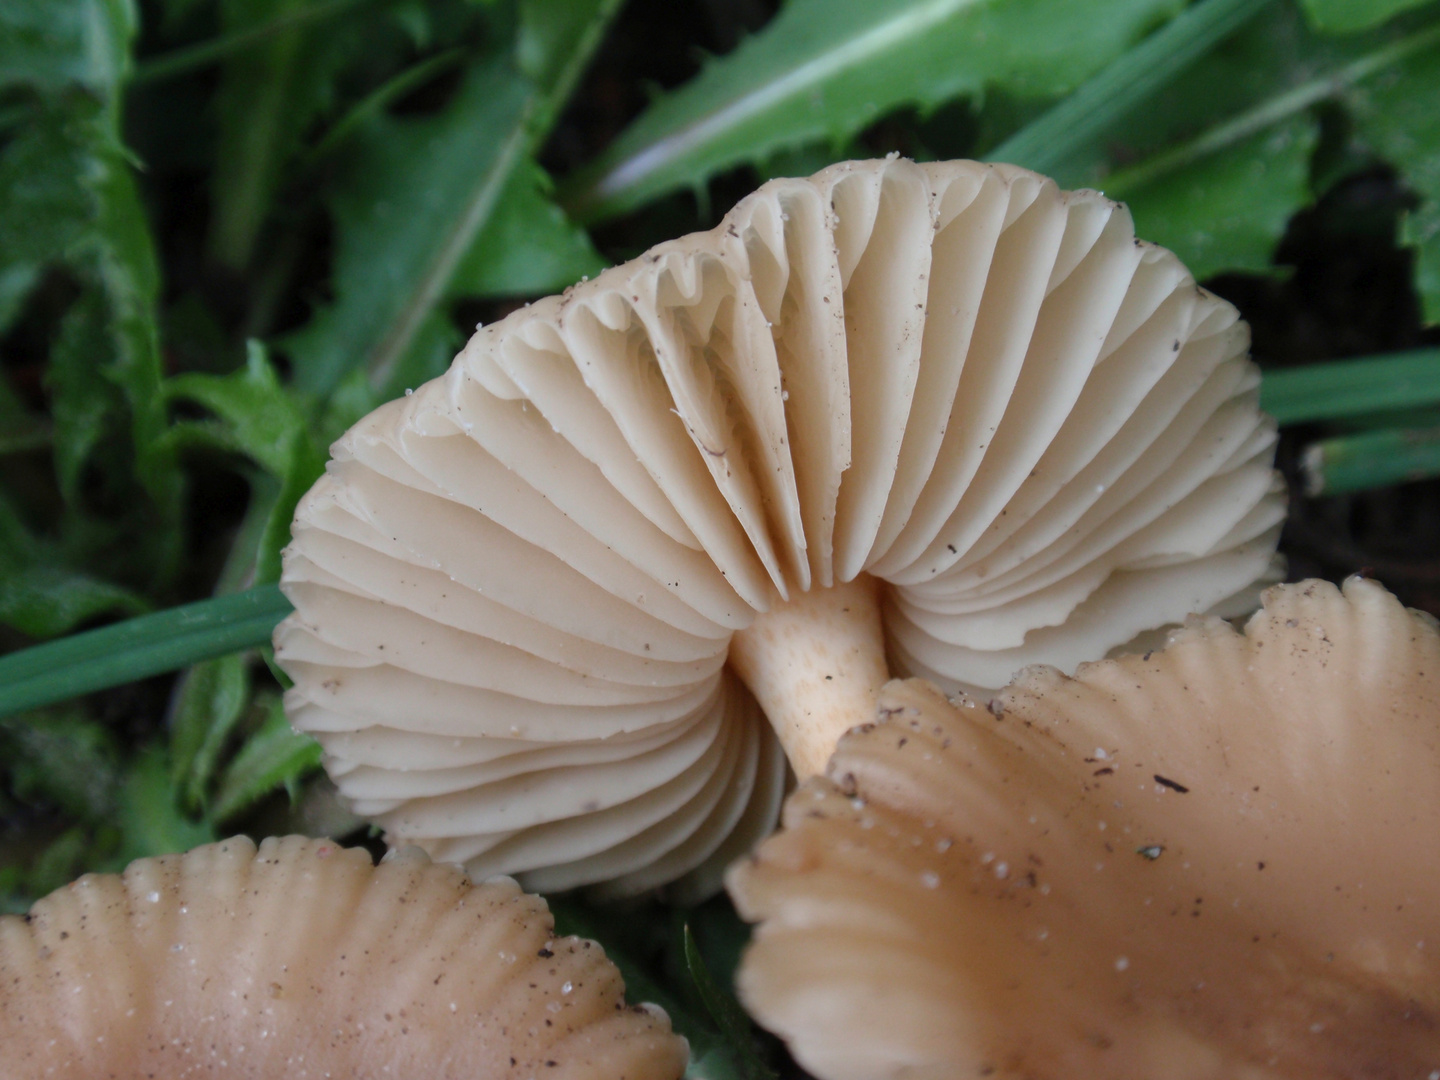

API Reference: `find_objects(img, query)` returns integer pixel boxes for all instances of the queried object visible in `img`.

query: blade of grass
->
[0,585,292,720]
[1301,423,1440,495]
[1102,20,1440,197]
[682,924,778,1080]
[987,0,1274,175]
[1261,347,1440,425]
[1325,405,1440,433]
[132,0,374,86]
[548,898,741,1080]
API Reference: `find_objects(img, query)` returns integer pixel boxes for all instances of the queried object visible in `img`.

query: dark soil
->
[1210,169,1440,618]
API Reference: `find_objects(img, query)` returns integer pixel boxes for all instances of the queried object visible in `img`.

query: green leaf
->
[518,0,599,86]
[977,0,1321,280]
[0,108,95,269]
[1121,116,1318,278]
[166,342,321,478]
[0,563,151,639]
[281,56,527,397]
[1404,201,1440,324]
[683,924,777,1080]
[1345,30,1440,323]
[2,109,183,573]
[1,707,122,822]
[0,263,40,335]
[675,894,753,1000]
[209,696,322,823]
[169,653,251,812]
[303,47,467,166]
[275,0,658,400]
[286,68,590,397]
[1300,0,1433,34]
[114,742,214,863]
[0,0,133,95]
[75,122,178,538]
[24,827,102,901]
[207,0,351,271]
[165,342,327,582]
[259,644,293,690]
[1076,8,1440,280]
[210,471,284,595]
[987,0,1275,176]
[47,286,119,504]
[548,897,740,1080]
[317,367,391,443]
[450,159,607,297]
[0,3,185,584]
[1,825,118,913]
[1056,2,1340,180]
[0,492,150,639]
[559,0,1184,223]
[133,0,377,85]
[517,0,625,133]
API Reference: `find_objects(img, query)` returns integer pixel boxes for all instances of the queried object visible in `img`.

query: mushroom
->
[0,834,688,1079]
[276,155,1283,894]
[727,576,1440,1079]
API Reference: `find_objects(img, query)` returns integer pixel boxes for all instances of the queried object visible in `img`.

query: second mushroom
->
[728,577,1440,1078]
[276,156,1283,895]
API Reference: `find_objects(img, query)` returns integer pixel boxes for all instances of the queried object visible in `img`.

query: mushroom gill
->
[276,156,1283,894]
[727,577,1440,1079]
[0,835,687,1079]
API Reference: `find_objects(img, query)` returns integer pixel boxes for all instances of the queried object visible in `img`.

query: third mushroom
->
[727,577,1440,1078]
[275,156,1284,895]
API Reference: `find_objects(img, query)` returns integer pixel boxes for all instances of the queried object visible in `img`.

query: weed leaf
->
[210,696,322,822]
[560,0,1185,222]
[285,0,618,402]
[1345,31,1440,323]
[1299,0,1433,33]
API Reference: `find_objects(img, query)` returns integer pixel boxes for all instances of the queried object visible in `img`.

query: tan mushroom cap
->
[0,835,687,1080]
[727,577,1440,1080]
[276,155,1282,894]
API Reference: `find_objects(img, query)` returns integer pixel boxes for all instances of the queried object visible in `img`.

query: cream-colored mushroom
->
[276,156,1283,894]
[0,835,687,1079]
[727,577,1440,1079]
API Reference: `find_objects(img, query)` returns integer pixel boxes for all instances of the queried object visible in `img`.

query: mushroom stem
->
[728,573,889,779]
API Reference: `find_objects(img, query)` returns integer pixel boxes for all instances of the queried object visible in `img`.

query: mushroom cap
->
[276,156,1282,894]
[0,835,687,1079]
[726,577,1440,1080]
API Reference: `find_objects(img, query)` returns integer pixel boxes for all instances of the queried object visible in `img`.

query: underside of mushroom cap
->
[277,156,1282,894]
[0,835,688,1080]
[727,577,1440,1080]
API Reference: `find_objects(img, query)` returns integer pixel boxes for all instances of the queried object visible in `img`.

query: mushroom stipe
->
[727,577,1440,1080]
[0,835,688,1079]
[277,157,1284,895]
